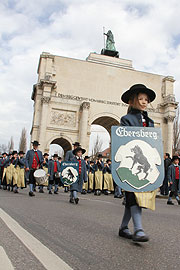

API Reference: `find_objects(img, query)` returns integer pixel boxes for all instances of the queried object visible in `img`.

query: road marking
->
[0,246,14,270]
[0,208,73,270]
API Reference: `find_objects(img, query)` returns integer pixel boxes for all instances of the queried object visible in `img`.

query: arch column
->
[164,116,174,156]
[79,102,90,150]
[39,97,50,151]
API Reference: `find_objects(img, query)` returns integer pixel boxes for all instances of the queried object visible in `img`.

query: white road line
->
[0,246,14,270]
[0,208,73,270]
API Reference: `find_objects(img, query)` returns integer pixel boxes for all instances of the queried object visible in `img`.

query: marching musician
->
[25,141,44,197]
[94,154,104,196]
[88,160,95,193]
[13,151,26,193]
[81,156,90,194]
[48,154,61,194]
[118,84,156,242]
[0,152,8,189]
[5,153,13,191]
[103,159,114,195]
[40,153,49,193]
[69,147,87,204]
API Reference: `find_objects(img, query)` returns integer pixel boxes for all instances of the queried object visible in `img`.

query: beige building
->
[31,52,178,156]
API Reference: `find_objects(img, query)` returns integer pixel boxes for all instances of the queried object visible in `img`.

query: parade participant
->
[64,142,81,192]
[119,84,156,242]
[11,151,19,193]
[88,161,95,193]
[69,147,87,204]
[94,154,104,195]
[48,154,61,194]
[81,156,90,194]
[5,153,13,191]
[25,141,44,197]
[14,151,26,192]
[103,159,114,195]
[0,152,8,189]
[40,153,49,193]
[160,153,171,196]
[167,156,180,205]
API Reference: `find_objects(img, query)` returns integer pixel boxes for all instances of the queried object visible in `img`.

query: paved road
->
[0,188,180,270]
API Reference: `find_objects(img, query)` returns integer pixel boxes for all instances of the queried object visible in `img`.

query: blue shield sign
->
[61,161,79,186]
[111,126,164,192]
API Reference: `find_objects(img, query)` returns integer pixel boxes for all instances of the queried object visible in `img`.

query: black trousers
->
[49,174,60,185]
[29,169,36,185]
[169,179,179,198]
[125,192,137,208]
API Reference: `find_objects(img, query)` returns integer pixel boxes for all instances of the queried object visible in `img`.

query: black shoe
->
[87,190,92,193]
[3,186,7,190]
[39,189,44,193]
[54,191,58,194]
[119,226,132,239]
[64,187,69,193]
[14,189,19,193]
[97,190,101,196]
[94,191,97,195]
[75,198,79,204]
[167,201,174,205]
[49,191,52,194]
[34,188,36,192]
[81,189,87,194]
[69,198,74,203]
[29,191,35,197]
[7,186,10,191]
[178,200,180,205]
[132,230,149,242]
[104,190,109,195]
[11,187,14,192]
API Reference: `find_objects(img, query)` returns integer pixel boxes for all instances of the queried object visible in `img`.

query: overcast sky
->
[1,0,180,153]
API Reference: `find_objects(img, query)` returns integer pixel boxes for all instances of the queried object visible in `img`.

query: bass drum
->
[34,169,48,185]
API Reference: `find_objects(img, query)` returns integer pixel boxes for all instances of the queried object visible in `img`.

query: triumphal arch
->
[30,51,177,156]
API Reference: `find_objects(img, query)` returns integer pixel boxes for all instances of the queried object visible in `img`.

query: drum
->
[34,169,48,185]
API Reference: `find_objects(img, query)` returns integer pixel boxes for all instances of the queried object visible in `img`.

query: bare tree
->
[173,106,180,154]
[19,128,27,153]
[0,144,8,154]
[8,136,14,153]
[91,134,103,157]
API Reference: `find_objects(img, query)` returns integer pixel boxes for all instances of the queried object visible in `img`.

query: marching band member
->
[88,161,95,193]
[118,84,156,242]
[103,159,114,195]
[40,153,49,193]
[167,156,180,205]
[48,154,61,194]
[11,151,19,193]
[94,154,104,196]
[25,141,44,197]
[69,147,87,204]
[81,156,90,194]
[5,153,13,191]
[0,153,8,189]
[14,151,26,193]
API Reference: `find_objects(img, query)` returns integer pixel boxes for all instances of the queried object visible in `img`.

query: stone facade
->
[30,52,178,156]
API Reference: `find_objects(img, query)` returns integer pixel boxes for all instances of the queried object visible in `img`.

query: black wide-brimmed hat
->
[12,150,18,155]
[53,154,58,158]
[2,152,7,156]
[121,84,156,104]
[43,153,49,157]
[19,151,25,155]
[172,156,180,162]
[84,156,90,160]
[73,147,86,155]
[32,140,40,146]
[97,154,103,158]
[73,142,81,147]
[106,159,111,163]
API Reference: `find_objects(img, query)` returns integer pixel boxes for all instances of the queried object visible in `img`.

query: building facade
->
[31,52,178,156]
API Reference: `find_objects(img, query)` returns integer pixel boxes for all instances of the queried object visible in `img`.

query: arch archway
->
[91,116,119,135]
[50,137,72,158]
[89,115,119,156]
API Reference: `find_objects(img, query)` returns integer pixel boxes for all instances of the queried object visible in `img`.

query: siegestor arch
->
[90,113,120,135]
[47,135,72,156]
